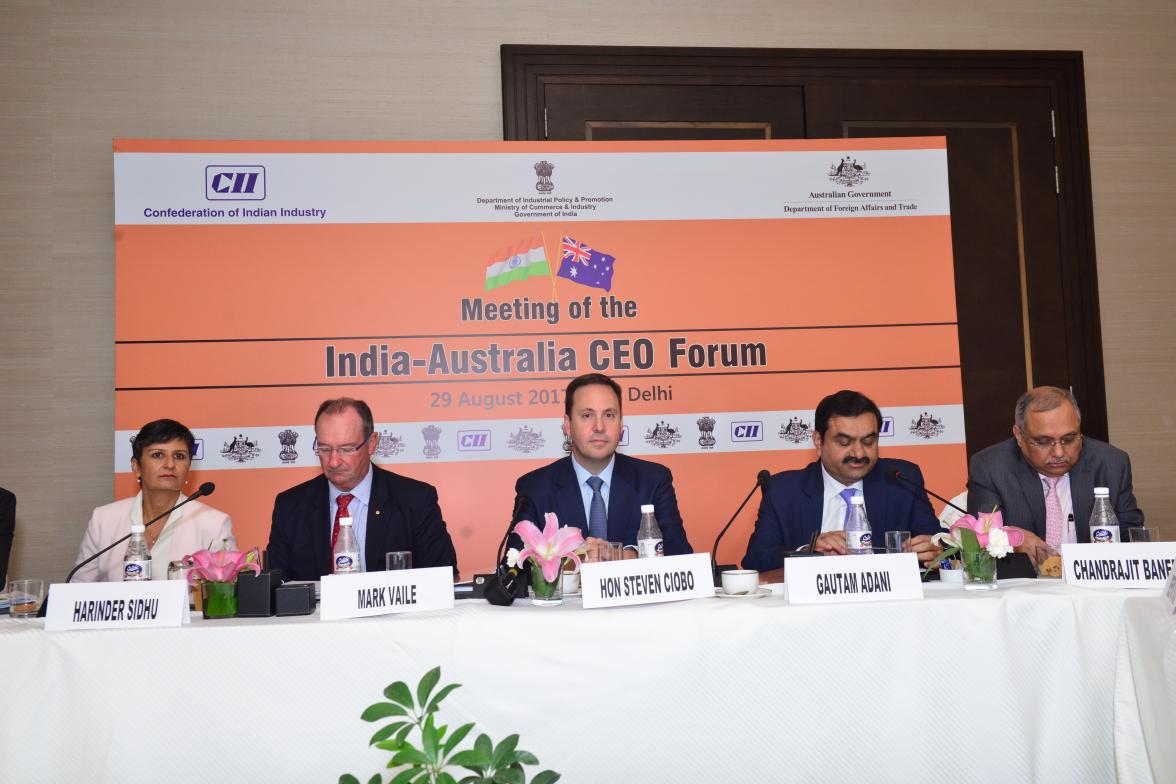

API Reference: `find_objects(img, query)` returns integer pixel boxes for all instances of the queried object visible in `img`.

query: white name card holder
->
[45,580,190,631]
[1062,543,1176,589]
[319,566,454,621]
[785,552,924,605]
[581,553,715,609]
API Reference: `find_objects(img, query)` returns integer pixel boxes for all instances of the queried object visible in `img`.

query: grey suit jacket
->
[967,437,1143,541]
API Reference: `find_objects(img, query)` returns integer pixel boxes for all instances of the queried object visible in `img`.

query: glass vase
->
[528,561,563,606]
[962,548,997,591]
[201,580,238,618]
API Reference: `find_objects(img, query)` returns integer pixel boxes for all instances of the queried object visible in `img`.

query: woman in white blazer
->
[74,419,234,582]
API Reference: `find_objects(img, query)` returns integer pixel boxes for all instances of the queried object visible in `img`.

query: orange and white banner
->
[114,137,963,574]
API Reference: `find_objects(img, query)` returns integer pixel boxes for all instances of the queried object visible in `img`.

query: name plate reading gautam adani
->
[785,553,923,605]
[581,553,715,609]
[1062,543,1176,589]
[45,580,189,631]
[319,566,454,621]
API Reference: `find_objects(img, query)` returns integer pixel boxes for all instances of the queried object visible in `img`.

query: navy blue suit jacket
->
[741,458,939,571]
[509,453,693,557]
[267,466,457,581]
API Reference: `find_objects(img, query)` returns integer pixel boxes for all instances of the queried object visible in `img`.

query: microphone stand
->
[483,493,530,606]
[711,470,770,586]
[887,470,968,515]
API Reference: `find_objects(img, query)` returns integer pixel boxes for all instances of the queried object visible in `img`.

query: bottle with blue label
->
[123,522,152,581]
[1088,487,1121,544]
[333,516,362,573]
[637,504,664,558]
[845,495,873,555]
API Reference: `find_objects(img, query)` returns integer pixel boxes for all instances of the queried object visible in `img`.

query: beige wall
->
[2,0,1173,580]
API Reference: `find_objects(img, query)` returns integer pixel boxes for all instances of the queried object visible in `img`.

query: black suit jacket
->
[0,487,14,584]
[967,436,1143,541]
[267,466,457,581]
[508,453,693,557]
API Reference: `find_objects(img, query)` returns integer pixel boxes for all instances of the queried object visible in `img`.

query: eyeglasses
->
[1026,433,1082,451]
[312,432,372,457]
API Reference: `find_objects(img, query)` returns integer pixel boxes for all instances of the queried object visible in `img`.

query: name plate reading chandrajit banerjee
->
[580,553,715,609]
[319,566,454,621]
[45,580,190,631]
[1062,543,1176,589]
[784,552,923,605]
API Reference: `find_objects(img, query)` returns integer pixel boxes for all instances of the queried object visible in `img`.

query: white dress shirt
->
[570,454,616,530]
[327,464,374,569]
[820,463,865,533]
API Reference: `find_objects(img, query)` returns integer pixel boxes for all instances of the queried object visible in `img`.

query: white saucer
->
[714,587,771,599]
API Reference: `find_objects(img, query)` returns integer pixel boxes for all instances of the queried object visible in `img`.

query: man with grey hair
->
[968,386,1143,557]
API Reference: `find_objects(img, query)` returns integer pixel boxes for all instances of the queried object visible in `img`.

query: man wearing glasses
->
[968,386,1143,556]
[267,397,457,580]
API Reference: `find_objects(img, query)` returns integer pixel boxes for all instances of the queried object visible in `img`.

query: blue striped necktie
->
[586,476,608,539]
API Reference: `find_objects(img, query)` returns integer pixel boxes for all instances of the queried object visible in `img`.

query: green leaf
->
[921,545,960,577]
[370,721,408,746]
[492,768,524,784]
[530,771,561,784]
[395,723,415,744]
[363,702,410,722]
[437,774,459,784]
[389,769,419,784]
[411,772,431,784]
[449,750,491,769]
[425,682,462,713]
[514,751,539,766]
[339,775,361,784]
[959,527,981,558]
[367,775,382,784]
[375,739,405,752]
[443,722,476,756]
[391,749,431,766]
[416,666,442,708]
[491,735,520,769]
[422,716,439,763]
[384,680,415,709]
[474,733,493,760]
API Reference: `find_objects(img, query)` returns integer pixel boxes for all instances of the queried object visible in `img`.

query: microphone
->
[884,468,967,515]
[711,469,771,586]
[482,492,531,606]
[64,483,216,584]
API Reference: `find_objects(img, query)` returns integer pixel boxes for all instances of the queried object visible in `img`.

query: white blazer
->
[74,492,234,582]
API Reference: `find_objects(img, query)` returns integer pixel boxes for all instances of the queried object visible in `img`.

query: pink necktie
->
[1044,477,1062,548]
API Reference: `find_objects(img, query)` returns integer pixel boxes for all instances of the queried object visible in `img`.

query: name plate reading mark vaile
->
[785,553,923,605]
[45,580,189,632]
[1062,543,1176,589]
[581,553,715,609]
[319,566,454,621]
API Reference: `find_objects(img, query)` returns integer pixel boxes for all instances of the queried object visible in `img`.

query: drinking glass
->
[385,551,413,570]
[885,530,912,554]
[7,579,44,619]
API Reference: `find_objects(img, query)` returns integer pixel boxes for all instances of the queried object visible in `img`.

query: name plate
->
[319,566,454,621]
[1061,543,1176,588]
[785,553,923,605]
[581,553,715,609]
[45,580,189,632]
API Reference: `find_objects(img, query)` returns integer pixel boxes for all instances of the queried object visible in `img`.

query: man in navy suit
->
[742,390,941,571]
[267,398,457,580]
[508,373,692,561]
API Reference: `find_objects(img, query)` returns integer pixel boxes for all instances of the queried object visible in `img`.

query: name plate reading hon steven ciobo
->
[785,553,924,605]
[1062,543,1176,589]
[319,566,454,621]
[581,553,715,609]
[45,580,189,631]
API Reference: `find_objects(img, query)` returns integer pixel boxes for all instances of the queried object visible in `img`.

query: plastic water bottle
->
[637,504,664,558]
[123,522,152,581]
[1088,488,1121,544]
[845,495,873,555]
[333,516,362,573]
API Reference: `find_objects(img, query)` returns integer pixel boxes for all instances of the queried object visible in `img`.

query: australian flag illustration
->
[557,235,616,292]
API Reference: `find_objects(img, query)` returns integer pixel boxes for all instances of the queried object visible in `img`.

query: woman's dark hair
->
[814,390,882,437]
[131,419,197,461]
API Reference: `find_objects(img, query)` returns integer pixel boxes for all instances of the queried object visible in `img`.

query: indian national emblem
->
[508,425,546,454]
[696,416,716,450]
[644,421,682,449]
[534,160,554,193]
[277,429,299,464]
[909,412,946,440]
[562,433,571,453]
[422,425,442,460]
[778,417,812,445]
[828,156,870,188]
[221,433,261,463]
[374,428,405,458]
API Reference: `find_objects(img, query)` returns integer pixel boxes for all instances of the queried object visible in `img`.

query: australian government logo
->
[534,160,554,193]
[221,434,261,463]
[509,425,545,454]
[422,425,442,460]
[909,412,946,440]
[374,429,405,458]
[277,429,299,464]
[696,417,716,450]
[645,421,682,449]
[828,157,869,188]
[779,417,812,445]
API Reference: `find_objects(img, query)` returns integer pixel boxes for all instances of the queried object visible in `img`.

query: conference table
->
[2,579,1174,783]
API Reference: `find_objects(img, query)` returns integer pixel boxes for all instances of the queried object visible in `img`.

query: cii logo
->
[731,421,763,442]
[619,425,630,447]
[192,439,205,461]
[205,165,266,200]
[458,430,491,451]
[879,416,895,437]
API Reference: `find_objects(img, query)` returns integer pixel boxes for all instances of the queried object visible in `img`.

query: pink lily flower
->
[514,512,585,582]
[183,544,261,584]
[949,510,1024,549]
